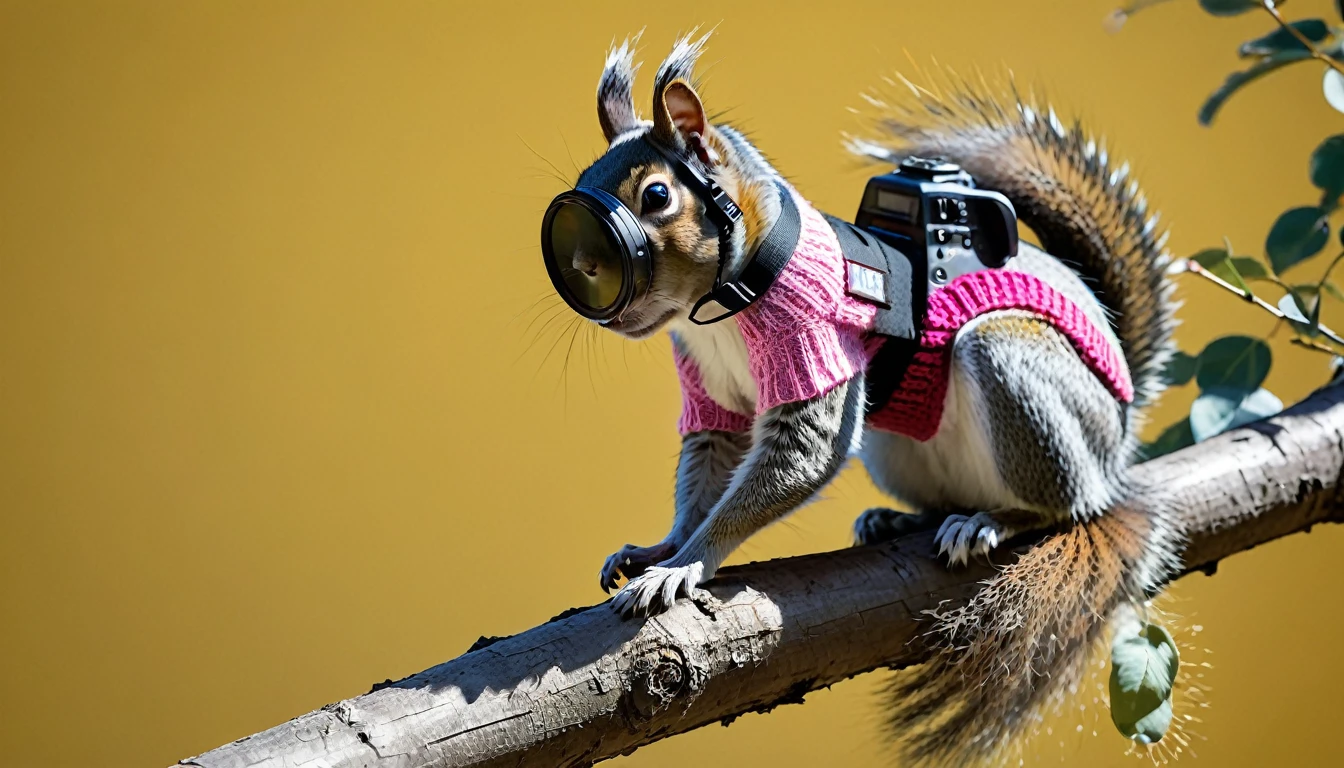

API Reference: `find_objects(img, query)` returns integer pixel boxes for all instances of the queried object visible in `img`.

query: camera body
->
[854,157,1019,294]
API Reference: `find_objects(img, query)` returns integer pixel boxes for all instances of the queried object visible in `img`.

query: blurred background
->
[3,1,1342,765]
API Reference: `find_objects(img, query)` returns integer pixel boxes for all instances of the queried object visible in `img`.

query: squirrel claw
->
[610,562,705,618]
[599,541,677,592]
[935,512,1014,567]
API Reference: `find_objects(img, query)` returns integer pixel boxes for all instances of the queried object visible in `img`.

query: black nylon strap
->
[688,181,800,323]
[822,215,924,416]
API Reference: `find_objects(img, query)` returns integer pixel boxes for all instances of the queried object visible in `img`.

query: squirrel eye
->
[641,182,670,213]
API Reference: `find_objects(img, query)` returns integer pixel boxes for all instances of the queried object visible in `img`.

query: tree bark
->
[180,382,1344,768]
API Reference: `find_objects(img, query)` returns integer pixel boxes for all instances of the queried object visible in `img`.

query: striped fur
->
[597,34,642,143]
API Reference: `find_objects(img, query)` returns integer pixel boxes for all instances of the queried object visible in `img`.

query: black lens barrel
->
[541,187,651,322]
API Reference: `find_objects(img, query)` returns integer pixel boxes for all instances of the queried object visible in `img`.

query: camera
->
[853,157,1019,293]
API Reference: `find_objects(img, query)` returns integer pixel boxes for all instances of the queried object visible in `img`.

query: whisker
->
[532,315,579,385]
[559,129,583,177]
[520,300,569,341]
[518,134,575,189]
[583,323,599,400]
[510,291,562,326]
[524,169,573,187]
[558,319,582,400]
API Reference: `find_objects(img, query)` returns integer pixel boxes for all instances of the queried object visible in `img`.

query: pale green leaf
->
[1110,622,1180,744]
[1190,387,1283,442]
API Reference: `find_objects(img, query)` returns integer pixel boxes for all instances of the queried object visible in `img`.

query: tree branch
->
[178,382,1344,768]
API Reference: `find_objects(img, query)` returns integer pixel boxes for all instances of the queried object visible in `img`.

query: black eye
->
[641,182,670,213]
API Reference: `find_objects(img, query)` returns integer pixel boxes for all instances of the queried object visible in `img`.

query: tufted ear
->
[596,35,642,143]
[651,30,714,164]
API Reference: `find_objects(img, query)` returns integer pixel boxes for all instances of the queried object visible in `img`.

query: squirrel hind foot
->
[935,509,1051,567]
[851,507,939,546]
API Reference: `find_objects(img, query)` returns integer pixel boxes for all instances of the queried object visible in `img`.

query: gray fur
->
[600,429,749,592]
[670,430,752,546]
[961,315,1127,519]
[687,373,864,563]
[859,243,1132,530]
[613,375,864,617]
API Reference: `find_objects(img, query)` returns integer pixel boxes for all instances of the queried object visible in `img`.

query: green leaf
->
[1239,19,1332,56]
[1266,206,1330,274]
[1190,247,1250,292]
[1230,256,1273,281]
[1190,247,1229,269]
[1290,285,1326,329]
[1162,350,1198,387]
[1326,69,1344,114]
[1142,418,1195,460]
[1110,622,1180,744]
[1200,50,1314,126]
[1323,281,1344,302]
[1311,135,1344,203]
[1195,335,1272,392]
[1198,0,1260,16]
[1190,387,1283,441]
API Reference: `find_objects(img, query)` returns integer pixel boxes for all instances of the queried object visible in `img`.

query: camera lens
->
[541,187,652,321]
[547,201,625,313]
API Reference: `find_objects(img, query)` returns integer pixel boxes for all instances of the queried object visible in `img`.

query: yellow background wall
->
[3,1,1342,765]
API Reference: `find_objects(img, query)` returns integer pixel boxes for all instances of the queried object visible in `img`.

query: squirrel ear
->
[660,81,714,166]
[651,31,714,163]
[663,81,707,142]
[597,35,642,143]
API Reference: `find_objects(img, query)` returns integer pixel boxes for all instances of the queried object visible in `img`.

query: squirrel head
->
[574,31,781,340]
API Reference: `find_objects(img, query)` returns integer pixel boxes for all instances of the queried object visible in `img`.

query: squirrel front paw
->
[599,541,678,592]
[610,561,706,618]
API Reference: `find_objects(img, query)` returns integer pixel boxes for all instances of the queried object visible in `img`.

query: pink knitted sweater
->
[674,190,1133,441]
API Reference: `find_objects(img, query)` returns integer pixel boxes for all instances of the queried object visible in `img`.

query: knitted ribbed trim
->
[866,269,1134,441]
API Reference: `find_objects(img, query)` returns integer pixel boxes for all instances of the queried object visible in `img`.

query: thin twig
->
[1185,259,1344,350]
[1262,0,1344,77]
[1315,250,1344,293]
[1291,336,1342,355]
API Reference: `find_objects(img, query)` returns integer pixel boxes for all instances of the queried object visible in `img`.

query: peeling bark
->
[179,383,1344,768]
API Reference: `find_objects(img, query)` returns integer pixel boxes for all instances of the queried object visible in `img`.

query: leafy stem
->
[1314,249,1344,293]
[1261,0,1344,76]
[1185,259,1344,353]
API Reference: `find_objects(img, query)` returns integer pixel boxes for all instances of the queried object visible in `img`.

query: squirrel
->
[573,31,1181,764]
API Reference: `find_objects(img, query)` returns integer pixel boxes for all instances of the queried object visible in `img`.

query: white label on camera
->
[846,262,886,305]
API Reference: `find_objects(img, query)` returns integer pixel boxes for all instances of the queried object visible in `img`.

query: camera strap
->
[823,215,924,417]
[641,137,800,326]
[686,180,801,325]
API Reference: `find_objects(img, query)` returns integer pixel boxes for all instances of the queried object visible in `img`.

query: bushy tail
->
[847,73,1178,407]
[889,506,1179,764]
[849,75,1183,763]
